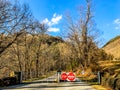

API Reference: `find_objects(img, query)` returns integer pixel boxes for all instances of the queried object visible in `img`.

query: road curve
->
[1,74,96,90]
[2,82,96,90]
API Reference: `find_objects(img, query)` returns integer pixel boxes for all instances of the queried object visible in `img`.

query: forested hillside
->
[0,0,111,81]
[0,32,109,80]
[0,33,64,79]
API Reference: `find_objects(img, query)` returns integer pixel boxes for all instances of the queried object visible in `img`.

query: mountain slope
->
[103,35,120,59]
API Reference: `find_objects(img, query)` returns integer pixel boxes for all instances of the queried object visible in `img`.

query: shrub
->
[0,77,18,86]
[3,77,10,86]
[115,78,120,90]
[9,77,17,85]
[101,77,120,90]
[0,79,3,86]
[101,77,108,86]
[107,78,116,89]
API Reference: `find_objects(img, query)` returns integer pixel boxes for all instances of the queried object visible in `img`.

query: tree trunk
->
[81,25,88,68]
[36,52,39,78]
[16,40,22,72]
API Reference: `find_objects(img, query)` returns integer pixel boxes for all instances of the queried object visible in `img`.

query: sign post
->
[57,69,61,83]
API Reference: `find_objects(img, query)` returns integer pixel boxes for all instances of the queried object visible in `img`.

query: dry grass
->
[77,68,97,80]
[103,36,120,59]
[98,61,120,71]
[92,85,112,90]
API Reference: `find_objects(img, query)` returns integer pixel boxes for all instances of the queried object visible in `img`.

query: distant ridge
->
[103,35,120,48]
[103,35,120,59]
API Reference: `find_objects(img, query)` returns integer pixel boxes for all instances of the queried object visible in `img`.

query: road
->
[1,74,96,90]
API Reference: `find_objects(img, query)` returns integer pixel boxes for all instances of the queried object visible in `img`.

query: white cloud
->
[114,19,120,24]
[114,19,120,30]
[42,18,49,24]
[48,27,59,32]
[47,13,62,26]
[50,14,62,25]
[42,13,62,32]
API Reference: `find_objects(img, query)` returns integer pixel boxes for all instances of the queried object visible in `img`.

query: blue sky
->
[19,0,120,46]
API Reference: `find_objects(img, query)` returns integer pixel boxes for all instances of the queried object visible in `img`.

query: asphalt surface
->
[1,74,96,90]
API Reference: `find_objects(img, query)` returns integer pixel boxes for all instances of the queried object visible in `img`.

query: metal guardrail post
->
[57,69,61,83]
[98,71,101,84]
[57,73,60,83]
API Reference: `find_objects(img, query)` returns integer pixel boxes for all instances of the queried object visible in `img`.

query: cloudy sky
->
[19,0,120,46]
[42,13,62,32]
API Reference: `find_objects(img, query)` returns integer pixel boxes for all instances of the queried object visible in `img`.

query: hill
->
[99,36,120,89]
[0,33,64,79]
[103,35,120,59]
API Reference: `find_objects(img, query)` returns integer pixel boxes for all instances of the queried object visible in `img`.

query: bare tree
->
[0,0,33,55]
[80,0,92,68]
[65,0,98,70]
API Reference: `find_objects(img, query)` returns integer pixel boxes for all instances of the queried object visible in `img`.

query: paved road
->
[2,82,96,90]
[1,74,96,90]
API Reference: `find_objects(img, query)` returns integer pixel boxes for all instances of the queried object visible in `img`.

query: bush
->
[9,77,17,85]
[115,78,120,90]
[0,79,3,86]
[3,77,10,86]
[0,77,18,86]
[107,78,116,89]
[101,77,108,86]
[101,77,120,90]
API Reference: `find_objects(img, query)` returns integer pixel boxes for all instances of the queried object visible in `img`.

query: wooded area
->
[0,0,112,81]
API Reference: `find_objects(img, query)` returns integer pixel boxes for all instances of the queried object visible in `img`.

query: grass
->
[88,82,112,90]
[23,71,56,83]
[23,77,43,82]
[92,85,111,90]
